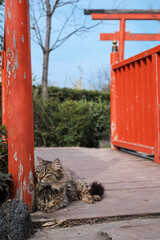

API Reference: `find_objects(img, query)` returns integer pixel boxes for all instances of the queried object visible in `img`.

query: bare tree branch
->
[50,1,79,50]
[50,21,100,51]
[50,0,60,15]
[31,12,44,49]
[38,0,46,13]
[30,0,100,99]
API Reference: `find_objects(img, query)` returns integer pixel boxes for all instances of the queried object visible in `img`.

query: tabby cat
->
[35,157,104,212]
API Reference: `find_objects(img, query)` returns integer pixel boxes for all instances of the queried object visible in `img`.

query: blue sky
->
[31,0,160,89]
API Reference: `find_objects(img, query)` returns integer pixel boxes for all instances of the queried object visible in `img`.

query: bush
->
[0,124,8,172]
[33,92,110,148]
[0,171,12,204]
[55,98,110,147]
[33,85,110,103]
[33,96,58,147]
[0,124,12,204]
[1,85,110,148]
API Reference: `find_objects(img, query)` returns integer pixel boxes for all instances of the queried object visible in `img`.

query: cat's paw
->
[82,193,95,204]
[93,194,101,201]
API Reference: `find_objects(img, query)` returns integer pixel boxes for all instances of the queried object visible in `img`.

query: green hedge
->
[33,85,110,103]
[33,97,110,147]
[0,85,110,147]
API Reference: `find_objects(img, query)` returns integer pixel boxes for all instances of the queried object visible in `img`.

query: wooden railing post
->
[4,0,35,211]
[110,40,120,150]
[152,53,160,164]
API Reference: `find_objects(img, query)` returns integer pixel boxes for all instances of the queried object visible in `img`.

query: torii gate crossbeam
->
[84,9,160,61]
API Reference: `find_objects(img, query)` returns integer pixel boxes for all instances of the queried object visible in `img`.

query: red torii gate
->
[1,1,35,211]
[84,9,160,61]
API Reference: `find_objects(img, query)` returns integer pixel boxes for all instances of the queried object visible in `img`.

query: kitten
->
[35,157,104,212]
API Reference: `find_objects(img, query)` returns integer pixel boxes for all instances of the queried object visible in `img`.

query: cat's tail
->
[89,181,104,201]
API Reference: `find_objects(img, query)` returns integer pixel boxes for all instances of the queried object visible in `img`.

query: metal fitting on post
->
[112,40,118,52]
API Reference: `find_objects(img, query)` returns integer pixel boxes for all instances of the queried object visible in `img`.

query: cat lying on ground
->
[35,157,104,212]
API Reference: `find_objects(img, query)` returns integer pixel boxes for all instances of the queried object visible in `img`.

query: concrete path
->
[30,147,160,239]
[30,218,160,240]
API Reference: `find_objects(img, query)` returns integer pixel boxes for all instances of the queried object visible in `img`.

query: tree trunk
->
[42,50,49,99]
[42,3,52,100]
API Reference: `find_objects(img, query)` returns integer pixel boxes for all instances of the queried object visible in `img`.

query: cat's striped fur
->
[35,157,104,212]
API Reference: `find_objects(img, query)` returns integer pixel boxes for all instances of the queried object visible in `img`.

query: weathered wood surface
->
[32,148,160,222]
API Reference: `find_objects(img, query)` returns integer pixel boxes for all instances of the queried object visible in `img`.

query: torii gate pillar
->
[119,18,125,61]
[2,0,35,211]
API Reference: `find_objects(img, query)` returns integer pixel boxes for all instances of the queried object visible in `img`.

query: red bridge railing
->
[110,44,160,163]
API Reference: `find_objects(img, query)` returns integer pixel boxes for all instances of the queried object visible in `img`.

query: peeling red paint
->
[4,0,35,211]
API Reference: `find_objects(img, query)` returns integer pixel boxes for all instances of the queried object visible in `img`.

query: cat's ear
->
[37,156,44,165]
[52,158,62,169]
